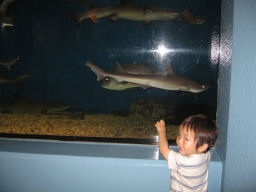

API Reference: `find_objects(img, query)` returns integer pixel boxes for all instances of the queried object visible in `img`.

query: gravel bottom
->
[0,113,179,140]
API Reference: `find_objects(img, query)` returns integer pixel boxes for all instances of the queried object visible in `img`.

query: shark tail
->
[86,61,106,81]
[6,56,20,70]
[180,9,205,26]
[15,72,31,83]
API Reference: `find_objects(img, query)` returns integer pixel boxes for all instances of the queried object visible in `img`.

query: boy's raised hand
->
[155,120,166,133]
[155,120,169,160]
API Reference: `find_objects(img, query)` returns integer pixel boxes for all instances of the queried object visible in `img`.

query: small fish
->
[69,0,203,26]
[0,0,15,28]
[0,72,30,84]
[0,56,19,70]
[86,61,209,93]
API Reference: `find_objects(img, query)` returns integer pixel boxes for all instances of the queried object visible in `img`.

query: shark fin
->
[89,15,97,23]
[164,62,175,75]
[115,62,127,73]
[144,6,154,15]
[182,9,190,15]
[86,9,99,23]
[142,7,154,24]
[152,62,175,75]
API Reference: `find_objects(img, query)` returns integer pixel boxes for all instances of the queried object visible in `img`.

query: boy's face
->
[176,126,199,156]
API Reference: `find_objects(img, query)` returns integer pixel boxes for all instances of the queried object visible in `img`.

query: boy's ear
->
[197,143,209,153]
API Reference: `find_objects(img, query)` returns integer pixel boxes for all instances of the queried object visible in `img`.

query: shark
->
[0,94,70,114]
[100,62,160,90]
[0,0,15,28]
[0,72,31,84]
[0,56,19,70]
[69,0,204,26]
[86,61,209,93]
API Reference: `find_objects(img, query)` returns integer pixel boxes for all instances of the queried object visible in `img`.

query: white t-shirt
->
[168,150,211,192]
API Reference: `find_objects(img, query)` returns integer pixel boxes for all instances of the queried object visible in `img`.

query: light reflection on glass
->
[154,44,173,57]
[210,28,220,69]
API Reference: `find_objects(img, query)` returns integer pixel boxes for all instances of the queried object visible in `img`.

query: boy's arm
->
[158,131,170,160]
[155,120,170,160]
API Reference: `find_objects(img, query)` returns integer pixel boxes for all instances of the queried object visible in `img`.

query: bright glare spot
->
[154,44,173,57]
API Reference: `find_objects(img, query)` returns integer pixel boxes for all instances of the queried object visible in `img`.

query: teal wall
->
[0,140,222,192]
[216,0,256,191]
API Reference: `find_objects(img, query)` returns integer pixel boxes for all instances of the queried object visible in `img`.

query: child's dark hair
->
[180,114,218,152]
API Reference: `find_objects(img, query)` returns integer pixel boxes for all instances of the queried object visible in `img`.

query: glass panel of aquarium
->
[0,0,221,144]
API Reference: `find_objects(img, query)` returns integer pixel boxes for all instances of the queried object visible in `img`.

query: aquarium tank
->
[0,0,221,144]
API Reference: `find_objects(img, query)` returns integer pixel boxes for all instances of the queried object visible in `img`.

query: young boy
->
[155,114,217,192]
